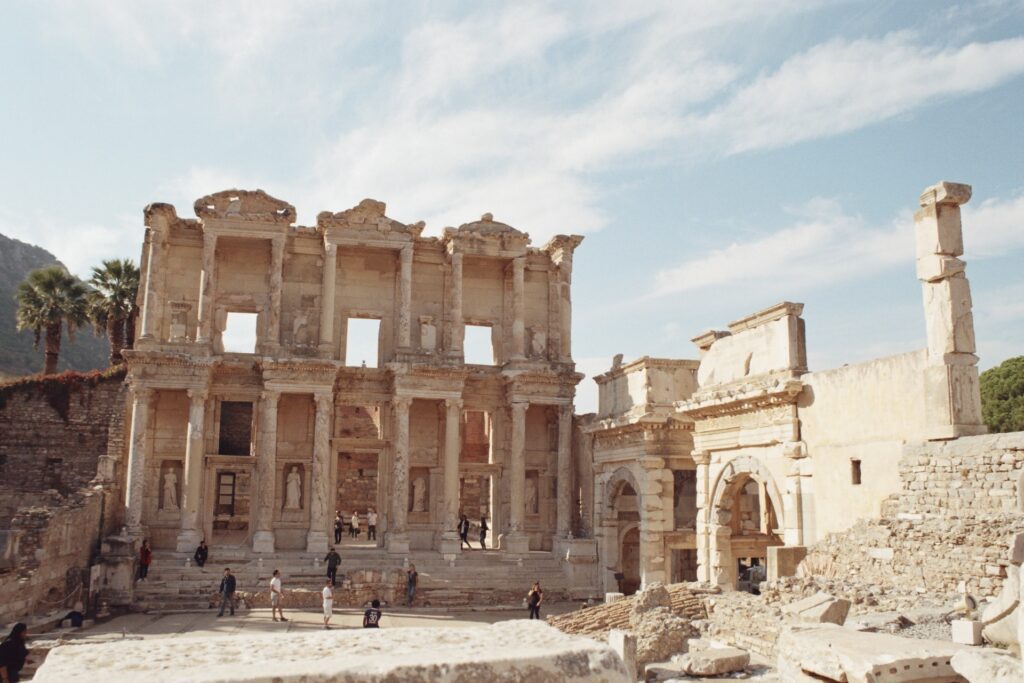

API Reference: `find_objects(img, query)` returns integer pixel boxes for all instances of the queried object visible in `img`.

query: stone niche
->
[157,460,183,520]
[409,467,431,520]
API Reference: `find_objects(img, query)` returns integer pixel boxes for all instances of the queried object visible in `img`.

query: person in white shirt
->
[367,509,378,541]
[321,578,334,629]
[270,569,287,622]
[350,511,360,538]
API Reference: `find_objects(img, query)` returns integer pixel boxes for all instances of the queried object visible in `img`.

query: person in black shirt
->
[405,565,418,606]
[0,623,29,683]
[363,599,382,628]
[527,582,543,620]
[479,516,489,549]
[458,515,471,550]
[324,547,342,587]
[194,540,209,568]
[217,568,237,617]
[334,511,343,544]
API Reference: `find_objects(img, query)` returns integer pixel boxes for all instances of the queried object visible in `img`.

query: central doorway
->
[335,451,380,547]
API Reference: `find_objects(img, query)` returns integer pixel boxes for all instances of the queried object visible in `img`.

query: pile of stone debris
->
[547,582,707,638]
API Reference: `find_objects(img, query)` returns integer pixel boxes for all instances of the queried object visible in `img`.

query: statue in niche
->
[285,466,302,510]
[530,327,547,359]
[162,470,179,511]
[292,311,310,347]
[526,477,538,514]
[412,476,427,512]
[419,318,436,351]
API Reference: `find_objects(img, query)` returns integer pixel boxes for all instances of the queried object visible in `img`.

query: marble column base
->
[252,530,276,554]
[175,529,203,553]
[306,530,329,554]
[386,532,410,555]
[439,532,463,555]
[503,532,530,554]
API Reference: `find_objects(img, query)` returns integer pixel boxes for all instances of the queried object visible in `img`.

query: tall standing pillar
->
[397,245,413,350]
[505,400,530,553]
[252,390,279,553]
[266,236,285,353]
[196,232,218,345]
[176,388,207,551]
[125,387,153,536]
[319,242,338,358]
[139,223,166,342]
[914,181,986,438]
[555,404,573,538]
[692,450,712,583]
[387,396,412,554]
[449,252,464,356]
[307,393,333,553]
[511,257,526,360]
[440,398,463,553]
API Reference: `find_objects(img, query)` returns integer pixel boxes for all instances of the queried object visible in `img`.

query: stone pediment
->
[317,199,425,240]
[194,189,296,224]
[444,213,531,255]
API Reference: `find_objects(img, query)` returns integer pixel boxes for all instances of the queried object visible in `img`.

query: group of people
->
[333,509,377,543]
[458,515,489,550]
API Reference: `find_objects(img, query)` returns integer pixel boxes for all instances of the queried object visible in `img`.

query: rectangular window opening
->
[346,318,381,368]
[216,472,237,516]
[464,324,495,365]
[851,459,862,486]
[219,401,253,455]
[223,312,258,353]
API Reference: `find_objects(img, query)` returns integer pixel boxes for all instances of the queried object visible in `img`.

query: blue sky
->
[1,1,1022,412]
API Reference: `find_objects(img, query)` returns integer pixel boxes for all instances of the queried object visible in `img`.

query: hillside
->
[0,233,109,376]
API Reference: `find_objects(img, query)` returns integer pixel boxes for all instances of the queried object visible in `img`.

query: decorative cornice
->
[676,376,804,419]
[194,189,296,224]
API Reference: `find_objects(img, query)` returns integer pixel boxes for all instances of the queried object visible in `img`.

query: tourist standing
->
[479,516,489,549]
[0,623,29,683]
[351,511,360,538]
[367,508,377,541]
[270,569,287,622]
[334,511,343,544]
[322,579,334,630]
[137,539,153,581]
[527,582,543,620]
[458,515,471,549]
[217,568,236,617]
[193,540,209,568]
[363,599,382,628]
[406,564,418,606]
[324,547,342,587]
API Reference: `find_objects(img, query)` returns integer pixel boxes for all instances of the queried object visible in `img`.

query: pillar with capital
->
[266,236,285,353]
[319,242,338,358]
[505,400,530,553]
[307,393,333,553]
[387,396,412,554]
[555,404,573,538]
[511,257,526,360]
[449,251,464,357]
[125,387,153,536]
[196,232,218,344]
[252,390,279,553]
[397,245,413,350]
[440,397,463,554]
[176,388,207,551]
[139,222,167,342]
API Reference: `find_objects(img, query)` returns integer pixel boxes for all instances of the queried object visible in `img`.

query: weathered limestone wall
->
[799,349,930,539]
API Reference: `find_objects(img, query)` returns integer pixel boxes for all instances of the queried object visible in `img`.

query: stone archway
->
[705,456,786,590]
[600,466,643,594]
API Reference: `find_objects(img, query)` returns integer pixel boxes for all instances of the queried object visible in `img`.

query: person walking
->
[527,582,543,620]
[137,539,153,581]
[0,623,30,683]
[324,547,342,587]
[333,512,344,544]
[458,515,471,550]
[321,579,334,630]
[350,511,360,539]
[367,508,377,541]
[216,568,236,617]
[363,599,383,628]
[405,564,418,607]
[479,516,489,549]
[193,540,209,568]
[270,569,287,622]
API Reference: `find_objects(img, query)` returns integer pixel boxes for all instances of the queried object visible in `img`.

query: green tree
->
[88,259,140,365]
[15,265,90,375]
[980,356,1024,433]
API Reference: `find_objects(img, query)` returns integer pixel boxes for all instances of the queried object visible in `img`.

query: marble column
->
[252,390,279,553]
[397,245,413,350]
[125,387,153,535]
[307,393,333,553]
[449,252,464,356]
[506,400,529,553]
[692,450,712,583]
[556,404,573,538]
[387,396,412,553]
[176,388,207,551]
[440,398,463,553]
[139,225,166,341]
[511,257,525,360]
[266,236,285,353]
[319,242,337,358]
[196,232,218,344]
[487,410,503,541]
[559,251,575,361]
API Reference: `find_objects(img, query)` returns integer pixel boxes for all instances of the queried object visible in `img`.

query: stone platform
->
[34,620,630,682]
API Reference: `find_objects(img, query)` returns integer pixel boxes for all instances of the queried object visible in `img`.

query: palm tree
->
[15,265,91,375]
[88,259,140,365]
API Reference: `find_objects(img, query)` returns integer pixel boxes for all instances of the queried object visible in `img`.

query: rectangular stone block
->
[767,545,807,581]
[951,619,983,646]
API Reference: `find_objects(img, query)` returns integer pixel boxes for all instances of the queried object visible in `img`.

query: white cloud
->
[963,192,1024,257]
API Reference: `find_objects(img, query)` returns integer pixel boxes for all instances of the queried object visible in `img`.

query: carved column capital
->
[392,395,413,412]
[445,397,464,412]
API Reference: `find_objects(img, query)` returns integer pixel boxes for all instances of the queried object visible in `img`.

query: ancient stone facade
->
[125,190,585,560]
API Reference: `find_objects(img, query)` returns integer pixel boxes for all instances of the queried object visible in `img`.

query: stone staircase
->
[134,548,577,612]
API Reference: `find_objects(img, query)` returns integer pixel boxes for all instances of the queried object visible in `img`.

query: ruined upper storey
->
[135,190,584,368]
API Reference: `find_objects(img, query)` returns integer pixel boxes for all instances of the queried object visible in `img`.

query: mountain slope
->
[0,233,109,377]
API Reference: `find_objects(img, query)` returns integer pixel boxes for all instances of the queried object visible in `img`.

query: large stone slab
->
[678,647,750,676]
[950,649,1023,683]
[777,624,970,682]
[35,621,630,683]
[781,591,851,625]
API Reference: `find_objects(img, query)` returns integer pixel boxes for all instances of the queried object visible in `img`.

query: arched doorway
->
[620,526,641,595]
[602,468,644,595]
